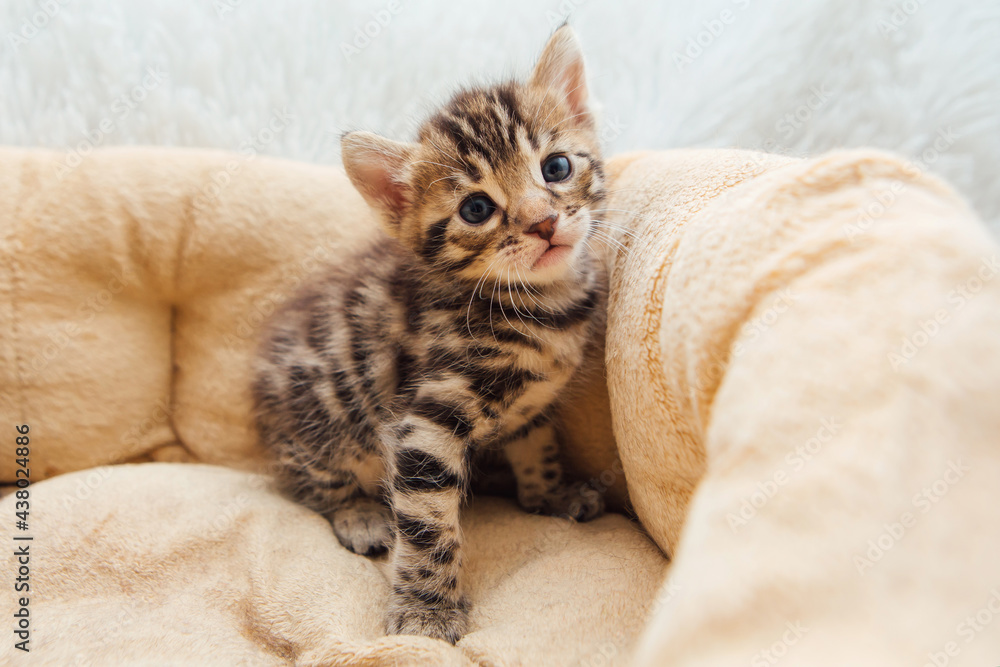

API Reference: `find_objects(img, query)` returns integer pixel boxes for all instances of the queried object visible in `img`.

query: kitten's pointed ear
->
[341,131,417,226]
[529,26,592,128]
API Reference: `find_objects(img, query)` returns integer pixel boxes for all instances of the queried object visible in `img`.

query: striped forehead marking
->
[424,83,542,180]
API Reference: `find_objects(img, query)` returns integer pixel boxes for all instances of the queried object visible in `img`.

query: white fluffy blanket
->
[1,0,998,231]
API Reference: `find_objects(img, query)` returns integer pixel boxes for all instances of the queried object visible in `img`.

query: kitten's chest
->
[403,306,589,420]
[400,264,598,432]
[479,327,589,431]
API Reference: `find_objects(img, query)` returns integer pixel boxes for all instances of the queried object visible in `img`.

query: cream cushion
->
[2,146,998,665]
[601,150,1000,667]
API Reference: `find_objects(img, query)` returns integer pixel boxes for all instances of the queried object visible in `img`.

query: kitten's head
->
[342,26,604,286]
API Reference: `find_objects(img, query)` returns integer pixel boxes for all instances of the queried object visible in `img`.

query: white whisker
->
[466,256,502,343]
[590,218,640,240]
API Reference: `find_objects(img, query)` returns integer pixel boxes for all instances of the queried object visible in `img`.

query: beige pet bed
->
[1,146,998,666]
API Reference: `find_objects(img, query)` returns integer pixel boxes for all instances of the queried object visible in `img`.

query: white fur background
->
[3,0,999,232]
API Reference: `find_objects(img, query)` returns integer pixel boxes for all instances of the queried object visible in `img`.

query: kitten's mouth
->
[532,243,573,270]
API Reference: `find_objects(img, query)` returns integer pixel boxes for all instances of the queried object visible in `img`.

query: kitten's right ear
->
[529,25,592,129]
[341,131,417,228]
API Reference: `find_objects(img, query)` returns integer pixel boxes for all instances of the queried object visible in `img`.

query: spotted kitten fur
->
[252,27,606,643]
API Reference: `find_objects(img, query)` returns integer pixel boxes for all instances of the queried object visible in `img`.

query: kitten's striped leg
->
[504,421,605,522]
[384,412,470,644]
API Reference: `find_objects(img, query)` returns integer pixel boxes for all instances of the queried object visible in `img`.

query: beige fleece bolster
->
[602,149,1000,666]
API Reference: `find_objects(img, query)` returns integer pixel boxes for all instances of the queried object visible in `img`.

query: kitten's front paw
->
[329,498,393,556]
[386,595,470,644]
[540,481,605,522]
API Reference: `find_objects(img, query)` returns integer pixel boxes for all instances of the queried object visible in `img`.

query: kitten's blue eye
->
[459,195,496,225]
[542,155,571,183]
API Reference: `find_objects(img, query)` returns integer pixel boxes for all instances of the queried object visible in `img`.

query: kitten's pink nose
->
[526,215,558,242]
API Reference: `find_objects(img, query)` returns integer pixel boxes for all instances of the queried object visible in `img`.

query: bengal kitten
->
[252,26,607,643]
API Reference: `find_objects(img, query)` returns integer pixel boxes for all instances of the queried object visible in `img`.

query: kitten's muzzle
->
[526,214,558,243]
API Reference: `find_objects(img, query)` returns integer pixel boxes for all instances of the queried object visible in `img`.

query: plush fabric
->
[3,0,999,234]
[2,146,999,665]
[0,146,374,478]
[600,150,1000,666]
[0,464,664,666]
[0,145,656,664]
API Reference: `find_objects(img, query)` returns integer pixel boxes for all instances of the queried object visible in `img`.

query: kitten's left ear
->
[529,26,592,129]
[341,131,418,229]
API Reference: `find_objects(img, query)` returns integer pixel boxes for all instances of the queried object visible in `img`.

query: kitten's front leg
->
[384,411,470,644]
[504,421,605,522]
